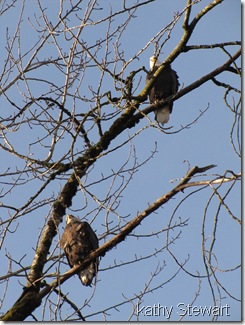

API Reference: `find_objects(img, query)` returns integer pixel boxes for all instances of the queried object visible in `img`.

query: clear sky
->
[0,0,241,321]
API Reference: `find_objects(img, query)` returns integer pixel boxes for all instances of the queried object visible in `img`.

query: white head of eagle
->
[60,214,99,286]
[146,56,179,125]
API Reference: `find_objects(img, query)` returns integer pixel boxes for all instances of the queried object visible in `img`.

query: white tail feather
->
[79,262,96,286]
[155,106,170,124]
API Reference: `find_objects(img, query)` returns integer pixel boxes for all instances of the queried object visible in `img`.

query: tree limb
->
[1,164,218,321]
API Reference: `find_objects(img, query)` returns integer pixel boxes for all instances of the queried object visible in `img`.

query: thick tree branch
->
[136,0,225,102]
[1,164,218,321]
[1,0,240,321]
[18,21,242,305]
[133,48,241,121]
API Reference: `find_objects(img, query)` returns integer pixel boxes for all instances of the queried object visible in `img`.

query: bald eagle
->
[60,214,99,286]
[146,56,179,124]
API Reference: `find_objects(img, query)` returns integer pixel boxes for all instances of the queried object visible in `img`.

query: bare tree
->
[0,0,241,321]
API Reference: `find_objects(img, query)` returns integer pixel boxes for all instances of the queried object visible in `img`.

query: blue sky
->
[0,0,241,321]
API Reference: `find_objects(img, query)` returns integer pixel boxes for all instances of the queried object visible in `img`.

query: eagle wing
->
[146,65,179,103]
[146,64,179,124]
[60,221,99,286]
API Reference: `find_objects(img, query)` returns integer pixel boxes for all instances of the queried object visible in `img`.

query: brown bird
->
[146,56,179,124]
[60,214,99,286]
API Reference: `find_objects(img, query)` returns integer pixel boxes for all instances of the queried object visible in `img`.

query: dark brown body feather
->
[146,64,179,123]
[60,218,99,286]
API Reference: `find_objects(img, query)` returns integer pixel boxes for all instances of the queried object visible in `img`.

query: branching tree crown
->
[0,0,241,321]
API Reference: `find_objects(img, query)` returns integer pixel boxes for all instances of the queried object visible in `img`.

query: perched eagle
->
[60,214,99,286]
[146,56,179,124]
